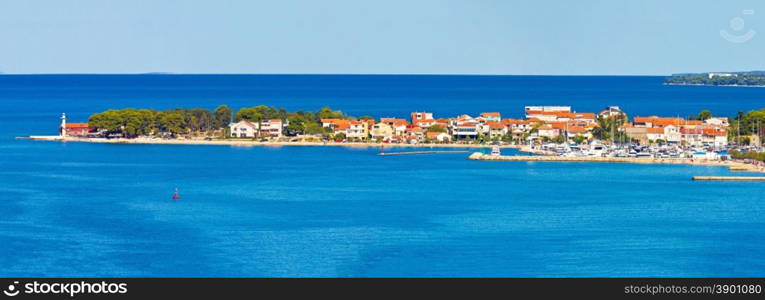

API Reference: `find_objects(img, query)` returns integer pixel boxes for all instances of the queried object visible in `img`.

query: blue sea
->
[1,75,765,277]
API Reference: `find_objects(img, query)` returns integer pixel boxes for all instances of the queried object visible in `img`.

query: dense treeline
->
[728,109,765,145]
[87,105,352,137]
[664,73,765,86]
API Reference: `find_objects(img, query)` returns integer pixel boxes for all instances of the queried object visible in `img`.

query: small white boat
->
[490,145,501,156]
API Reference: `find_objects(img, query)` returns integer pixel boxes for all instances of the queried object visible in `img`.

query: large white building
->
[229,120,259,138]
[229,119,285,138]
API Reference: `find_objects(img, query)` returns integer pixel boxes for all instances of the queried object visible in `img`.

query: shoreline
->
[468,153,765,173]
[21,135,765,173]
[23,136,521,149]
[663,83,765,88]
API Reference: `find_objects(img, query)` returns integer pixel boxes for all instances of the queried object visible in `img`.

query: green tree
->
[213,105,233,128]
[159,112,186,136]
[696,110,712,121]
[592,113,627,142]
[316,106,349,119]
[426,124,447,133]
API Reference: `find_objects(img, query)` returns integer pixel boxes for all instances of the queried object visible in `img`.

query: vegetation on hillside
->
[664,73,765,86]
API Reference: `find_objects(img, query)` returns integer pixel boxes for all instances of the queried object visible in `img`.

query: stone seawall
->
[468,152,765,173]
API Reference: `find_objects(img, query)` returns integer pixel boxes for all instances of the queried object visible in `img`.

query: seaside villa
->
[347,121,369,141]
[370,123,394,141]
[229,119,285,138]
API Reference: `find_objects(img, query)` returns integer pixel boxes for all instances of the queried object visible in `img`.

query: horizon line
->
[0,72,671,77]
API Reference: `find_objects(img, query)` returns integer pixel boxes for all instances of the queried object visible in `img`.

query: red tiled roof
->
[426,131,445,138]
[646,127,664,134]
[486,121,504,129]
[65,123,89,128]
[703,129,727,136]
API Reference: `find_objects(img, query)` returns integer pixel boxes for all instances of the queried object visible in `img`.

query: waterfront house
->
[259,119,285,137]
[702,129,728,147]
[229,120,259,138]
[448,115,480,139]
[426,131,450,142]
[646,127,665,143]
[680,128,703,146]
[321,119,351,135]
[405,126,425,142]
[229,119,285,138]
[486,121,506,139]
[347,121,369,141]
[452,123,478,139]
[663,125,681,144]
[370,122,394,141]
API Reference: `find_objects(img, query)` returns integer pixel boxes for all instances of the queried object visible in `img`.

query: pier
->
[692,176,765,181]
[378,150,470,156]
[468,152,765,173]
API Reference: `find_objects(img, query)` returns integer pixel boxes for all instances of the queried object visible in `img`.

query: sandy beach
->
[24,135,520,149]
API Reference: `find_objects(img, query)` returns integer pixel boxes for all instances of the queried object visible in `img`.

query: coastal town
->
[31,105,765,173]
[53,105,741,148]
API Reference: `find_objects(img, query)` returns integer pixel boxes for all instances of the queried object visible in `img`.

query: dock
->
[692,176,765,181]
[378,150,470,156]
[468,152,765,173]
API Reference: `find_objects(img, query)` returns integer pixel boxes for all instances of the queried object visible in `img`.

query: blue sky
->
[0,0,763,75]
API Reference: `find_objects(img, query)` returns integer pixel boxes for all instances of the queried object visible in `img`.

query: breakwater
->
[468,152,765,173]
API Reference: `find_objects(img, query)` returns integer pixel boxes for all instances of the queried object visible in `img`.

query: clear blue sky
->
[1,0,763,75]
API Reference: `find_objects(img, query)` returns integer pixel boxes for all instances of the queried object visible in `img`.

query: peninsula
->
[23,104,765,172]
[664,71,765,87]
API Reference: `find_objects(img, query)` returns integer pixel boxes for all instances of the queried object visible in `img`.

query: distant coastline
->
[664,83,765,88]
[664,71,765,87]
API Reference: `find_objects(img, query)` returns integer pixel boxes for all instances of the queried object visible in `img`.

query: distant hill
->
[665,71,765,86]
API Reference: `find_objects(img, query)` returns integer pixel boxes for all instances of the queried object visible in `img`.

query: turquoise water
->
[1,75,765,277]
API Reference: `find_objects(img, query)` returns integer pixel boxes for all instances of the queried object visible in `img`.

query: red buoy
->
[172,188,179,200]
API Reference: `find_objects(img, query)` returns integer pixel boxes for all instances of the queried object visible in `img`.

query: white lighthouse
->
[60,113,67,137]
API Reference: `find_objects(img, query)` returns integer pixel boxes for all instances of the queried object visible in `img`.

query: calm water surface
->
[1,75,764,277]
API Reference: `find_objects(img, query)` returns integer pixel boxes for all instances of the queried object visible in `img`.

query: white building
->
[229,120,259,138]
[259,119,285,137]
[229,119,285,138]
[524,106,571,113]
